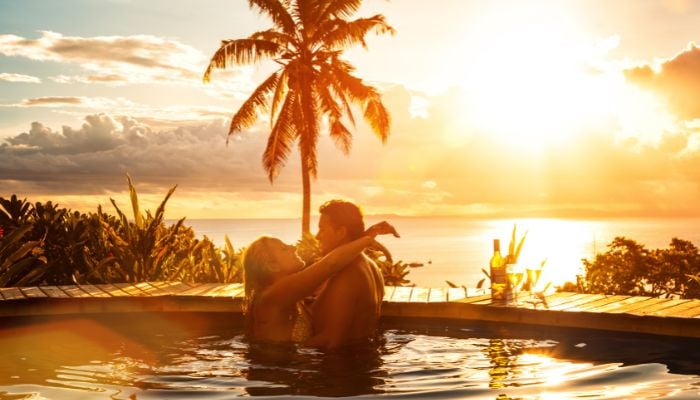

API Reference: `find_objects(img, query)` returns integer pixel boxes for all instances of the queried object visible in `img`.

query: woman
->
[242,221,398,344]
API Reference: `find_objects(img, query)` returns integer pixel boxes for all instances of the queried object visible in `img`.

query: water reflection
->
[0,315,699,399]
[243,339,386,396]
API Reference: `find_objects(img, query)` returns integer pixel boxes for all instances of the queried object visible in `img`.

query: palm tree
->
[204,0,394,235]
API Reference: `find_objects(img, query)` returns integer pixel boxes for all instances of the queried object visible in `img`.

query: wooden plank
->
[550,294,607,311]
[93,283,131,297]
[149,281,194,295]
[629,299,691,316]
[411,287,430,303]
[36,286,70,298]
[112,282,151,296]
[428,287,447,302]
[79,284,112,298]
[591,295,652,313]
[2,282,700,341]
[131,282,165,296]
[447,287,466,301]
[19,287,47,299]
[58,285,92,298]
[0,287,26,300]
[608,297,669,314]
[575,295,630,312]
[198,283,244,297]
[179,283,224,296]
[382,286,396,302]
[669,304,700,318]
[544,293,588,309]
[392,286,413,302]
[651,300,700,317]
[456,294,492,305]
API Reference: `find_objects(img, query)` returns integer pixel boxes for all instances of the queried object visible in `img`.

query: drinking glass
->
[505,263,523,305]
[525,265,544,308]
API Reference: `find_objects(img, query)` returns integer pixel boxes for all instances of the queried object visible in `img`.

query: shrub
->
[582,236,700,299]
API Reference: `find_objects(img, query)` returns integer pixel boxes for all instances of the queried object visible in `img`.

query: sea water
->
[184,217,700,288]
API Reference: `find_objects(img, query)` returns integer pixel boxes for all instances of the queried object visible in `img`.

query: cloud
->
[0,72,41,83]
[625,43,700,119]
[1,96,231,128]
[3,84,700,218]
[14,96,132,108]
[0,31,201,83]
[0,31,254,96]
[0,112,290,197]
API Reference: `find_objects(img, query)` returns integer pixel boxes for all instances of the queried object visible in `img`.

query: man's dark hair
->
[319,200,365,240]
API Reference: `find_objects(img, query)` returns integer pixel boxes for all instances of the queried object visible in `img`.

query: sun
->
[448,4,623,152]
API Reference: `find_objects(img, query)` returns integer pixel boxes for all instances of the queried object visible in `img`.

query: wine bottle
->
[490,239,506,300]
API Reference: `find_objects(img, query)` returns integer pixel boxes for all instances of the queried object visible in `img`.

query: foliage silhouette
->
[583,236,700,299]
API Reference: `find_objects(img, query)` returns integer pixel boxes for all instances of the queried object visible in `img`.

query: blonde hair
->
[242,236,281,326]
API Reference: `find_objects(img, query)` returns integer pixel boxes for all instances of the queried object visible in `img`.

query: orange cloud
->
[625,43,700,119]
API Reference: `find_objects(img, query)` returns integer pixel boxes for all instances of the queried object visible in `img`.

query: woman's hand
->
[364,221,400,239]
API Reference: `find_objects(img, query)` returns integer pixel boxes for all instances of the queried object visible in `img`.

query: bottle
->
[490,239,506,301]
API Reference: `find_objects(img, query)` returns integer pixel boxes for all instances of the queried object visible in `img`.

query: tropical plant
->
[0,194,32,230]
[0,224,46,287]
[504,224,527,265]
[295,233,322,266]
[204,0,394,235]
[582,236,700,298]
[98,175,186,282]
[166,229,244,284]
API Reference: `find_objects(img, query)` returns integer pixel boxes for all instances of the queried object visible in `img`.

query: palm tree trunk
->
[300,150,311,236]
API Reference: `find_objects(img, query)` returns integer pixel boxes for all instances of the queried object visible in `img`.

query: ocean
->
[184,217,700,288]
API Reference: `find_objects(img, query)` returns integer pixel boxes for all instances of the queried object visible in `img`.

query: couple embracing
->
[242,200,399,349]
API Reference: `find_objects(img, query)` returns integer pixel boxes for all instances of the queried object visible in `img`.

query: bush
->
[0,177,244,287]
[582,236,700,299]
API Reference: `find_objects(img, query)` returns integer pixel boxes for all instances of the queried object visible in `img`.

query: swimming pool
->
[1,314,699,399]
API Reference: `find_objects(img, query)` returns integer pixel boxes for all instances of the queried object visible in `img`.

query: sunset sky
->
[2,0,700,219]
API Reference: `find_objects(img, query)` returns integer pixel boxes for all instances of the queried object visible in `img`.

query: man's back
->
[308,255,384,348]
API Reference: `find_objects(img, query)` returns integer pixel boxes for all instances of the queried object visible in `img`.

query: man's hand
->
[364,221,400,239]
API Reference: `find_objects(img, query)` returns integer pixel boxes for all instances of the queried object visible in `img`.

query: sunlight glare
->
[488,219,603,286]
[450,4,623,152]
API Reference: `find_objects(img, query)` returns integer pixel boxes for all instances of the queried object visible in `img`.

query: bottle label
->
[491,268,506,300]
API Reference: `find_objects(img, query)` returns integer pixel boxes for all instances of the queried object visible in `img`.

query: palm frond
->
[228,71,280,138]
[319,65,356,127]
[263,93,298,181]
[315,0,362,21]
[329,117,352,154]
[293,0,315,32]
[317,15,395,50]
[316,82,342,117]
[328,60,374,103]
[203,39,281,82]
[248,0,295,34]
[363,96,390,142]
[249,28,295,47]
[317,83,352,154]
[270,70,289,128]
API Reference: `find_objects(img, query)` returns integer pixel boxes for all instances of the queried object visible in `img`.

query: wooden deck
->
[1,282,699,339]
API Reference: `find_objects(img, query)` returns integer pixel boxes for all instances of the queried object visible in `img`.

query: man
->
[306,200,387,349]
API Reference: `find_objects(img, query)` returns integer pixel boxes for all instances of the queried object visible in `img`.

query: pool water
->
[1,314,699,399]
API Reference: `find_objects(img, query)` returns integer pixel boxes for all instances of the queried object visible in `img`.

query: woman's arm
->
[261,221,398,307]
